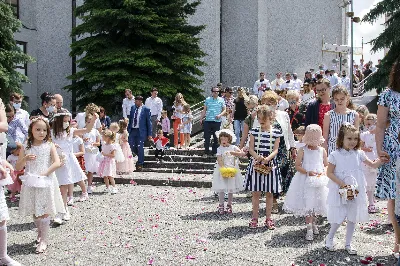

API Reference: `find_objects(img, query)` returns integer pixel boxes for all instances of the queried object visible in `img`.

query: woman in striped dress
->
[323,86,359,155]
[246,105,282,230]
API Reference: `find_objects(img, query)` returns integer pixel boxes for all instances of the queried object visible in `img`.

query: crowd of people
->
[0,55,397,265]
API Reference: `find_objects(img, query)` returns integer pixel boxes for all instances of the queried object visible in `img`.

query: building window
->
[15,41,27,76]
[5,0,19,18]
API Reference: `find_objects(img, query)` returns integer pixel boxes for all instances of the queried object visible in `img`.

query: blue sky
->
[353,0,385,65]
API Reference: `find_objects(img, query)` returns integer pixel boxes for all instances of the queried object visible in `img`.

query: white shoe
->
[53,214,63,225]
[345,245,357,255]
[305,230,313,241]
[0,255,21,266]
[325,236,335,252]
[78,192,89,202]
[67,197,74,206]
[63,210,71,221]
[312,224,319,235]
[111,187,118,194]
[87,186,93,194]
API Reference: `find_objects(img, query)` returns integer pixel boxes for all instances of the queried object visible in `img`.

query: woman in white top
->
[172,93,187,149]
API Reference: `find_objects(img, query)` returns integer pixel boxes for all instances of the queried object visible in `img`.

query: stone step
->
[93,173,212,188]
[143,160,248,170]
[140,168,214,174]
[146,148,206,156]
[144,154,249,163]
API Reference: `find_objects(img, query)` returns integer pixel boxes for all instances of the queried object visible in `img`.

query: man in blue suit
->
[128,96,152,171]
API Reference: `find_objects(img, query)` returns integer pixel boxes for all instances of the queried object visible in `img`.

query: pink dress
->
[116,131,136,174]
[6,154,22,193]
[98,143,117,178]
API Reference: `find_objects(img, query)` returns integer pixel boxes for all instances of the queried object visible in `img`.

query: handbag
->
[20,173,52,188]
[338,175,359,202]
[253,129,274,175]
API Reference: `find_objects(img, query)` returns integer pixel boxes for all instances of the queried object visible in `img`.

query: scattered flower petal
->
[185,255,195,260]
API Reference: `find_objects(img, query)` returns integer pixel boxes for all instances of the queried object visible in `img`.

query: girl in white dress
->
[211,129,245,214]
[323,86,359,155]
[360,114,379,213]
[283,124,329,241]
[82,115,101,194]
[109,122,125,165]
[51,112,97,223]
[0,98,21,265]
[16,117,65,254]
[325,123,381,255]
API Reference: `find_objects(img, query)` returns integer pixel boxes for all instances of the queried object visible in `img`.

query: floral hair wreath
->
[30,116,49,124]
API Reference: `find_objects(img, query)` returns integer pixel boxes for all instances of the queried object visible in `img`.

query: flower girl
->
[16,117,65,253]
[325,123,381,255]
[211,129,245,214]
[116,120,136,174]
[283,124,329,241]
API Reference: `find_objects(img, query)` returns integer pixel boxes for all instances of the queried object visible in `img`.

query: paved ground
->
[5,182,397,266]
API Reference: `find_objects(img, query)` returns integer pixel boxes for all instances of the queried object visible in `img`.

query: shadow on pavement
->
[209,225,267,240]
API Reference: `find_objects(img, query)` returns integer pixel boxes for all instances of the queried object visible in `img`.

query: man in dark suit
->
[128,96,152,171]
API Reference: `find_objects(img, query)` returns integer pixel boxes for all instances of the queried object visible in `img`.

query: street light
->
[346,1,360,96]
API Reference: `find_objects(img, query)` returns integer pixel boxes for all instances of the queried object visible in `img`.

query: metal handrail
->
[354,71,375,96]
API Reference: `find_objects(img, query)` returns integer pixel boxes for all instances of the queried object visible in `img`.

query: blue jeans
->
[203,121,221,154]
[129,129,145,165]
[234,120,244,145]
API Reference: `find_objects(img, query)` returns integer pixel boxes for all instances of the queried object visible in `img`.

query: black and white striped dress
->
[245,126,283,193]
[327,110,357,155]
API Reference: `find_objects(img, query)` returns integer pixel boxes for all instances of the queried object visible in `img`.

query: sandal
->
[217,205,224,215]
[225,205,232,214]
[368,205,377,213]
[265,218,275,230]
[248,218,258,229]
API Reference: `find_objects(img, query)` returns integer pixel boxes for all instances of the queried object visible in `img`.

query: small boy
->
[160,110,170,138]
[294,126,306,149]
[153,129,169,163]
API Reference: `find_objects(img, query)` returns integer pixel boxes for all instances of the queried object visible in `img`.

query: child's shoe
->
[225,205,232,214]
[67,197,74,206]
[325,236,335,252]
[264,218,275,230]
[111,187,118,194]
[368,205,377,213]
[78,192,89,202]
[345,245,357,255]
[305,229,314,241]
[217,204,224,215]
[249,218,258,229]
[9,196,18,203]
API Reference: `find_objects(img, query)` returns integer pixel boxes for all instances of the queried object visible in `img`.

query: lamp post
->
[346,1,360,96]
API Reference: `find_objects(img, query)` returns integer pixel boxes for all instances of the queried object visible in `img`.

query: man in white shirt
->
[329,69,340,88]
[9,92,29,143]
[122,89,135,119]
[252,72,270,98]
[280,73,294,90]
[292,73,303,91]
[271,72,285,90]
[145,88,163,138]
[340,70,351,93]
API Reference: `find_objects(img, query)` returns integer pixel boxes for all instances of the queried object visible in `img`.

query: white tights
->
[327,221,356,247]
[219,192,233,206]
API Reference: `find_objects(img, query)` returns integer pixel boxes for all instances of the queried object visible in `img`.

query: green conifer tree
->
[67,0,205,112]
[363,0,400,91]
[0,2,34,100]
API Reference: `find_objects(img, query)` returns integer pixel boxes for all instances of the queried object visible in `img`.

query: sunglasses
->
[316,88,327,93]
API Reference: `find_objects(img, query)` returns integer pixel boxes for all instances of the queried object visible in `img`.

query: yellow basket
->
[220,167,238,178]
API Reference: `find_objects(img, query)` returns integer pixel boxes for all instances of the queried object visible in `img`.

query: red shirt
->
[318,104,331,131]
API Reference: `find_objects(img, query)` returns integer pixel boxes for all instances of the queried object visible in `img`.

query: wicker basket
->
[220,167,238,178]
[254,162,273,175]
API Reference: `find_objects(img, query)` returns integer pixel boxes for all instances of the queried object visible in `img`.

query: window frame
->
[15,41,27,76]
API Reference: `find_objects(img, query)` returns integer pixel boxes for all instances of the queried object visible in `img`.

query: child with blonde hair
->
[360,113,379,213]
[117,120,136,174]
[284,124,329,241]
[180,104,193,149]
[98,129,118,194]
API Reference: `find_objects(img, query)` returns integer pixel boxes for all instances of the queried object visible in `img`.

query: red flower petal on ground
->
[365,256,373,261]
[360,259,371,264]
[148,258,154,265]
[308,260,313,264]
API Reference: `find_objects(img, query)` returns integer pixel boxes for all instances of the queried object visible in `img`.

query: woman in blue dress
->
[376,59,400,257]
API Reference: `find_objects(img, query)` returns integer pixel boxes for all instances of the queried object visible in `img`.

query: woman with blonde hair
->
[238,95,259,150]
[172,93,187,149]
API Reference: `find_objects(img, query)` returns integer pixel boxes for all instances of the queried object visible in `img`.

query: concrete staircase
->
[143,148,248,175]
